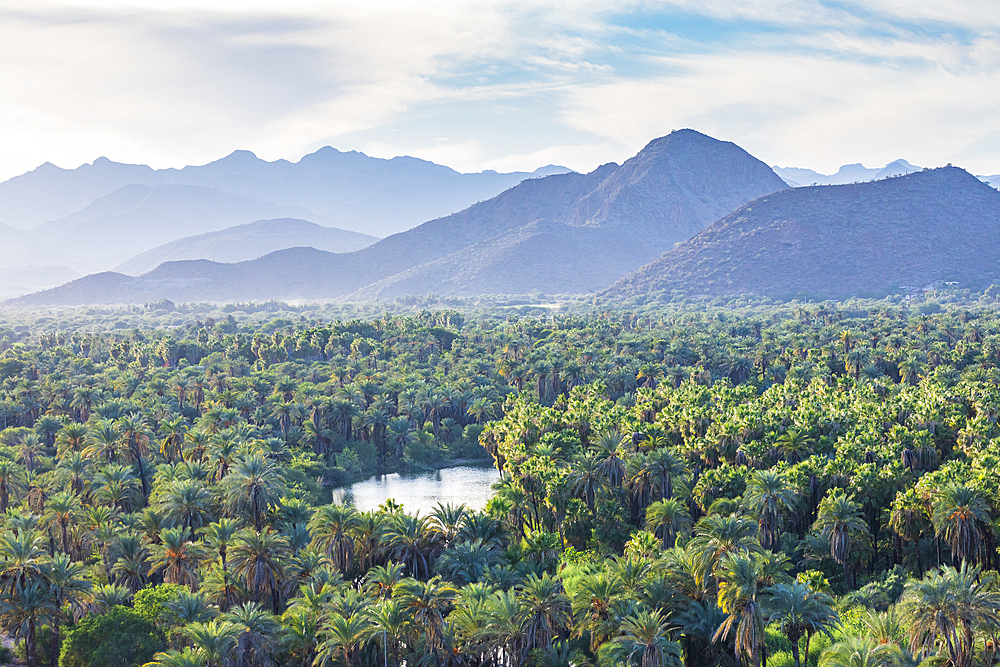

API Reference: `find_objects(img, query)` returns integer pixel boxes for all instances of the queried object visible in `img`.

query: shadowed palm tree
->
[222,454,285,532]
[0,580,58,667]
[42,490,81,555]
[229,530,288,614]
[714,553,766,667]
[0,461,25,514]
[645,499,692,549]
[161,479,215,540]
[516,572,572,662]
[931,483,989,567]
[743,470,798,551]
[308,504,360,576]
[765,581,838,667]
[818,636,901,667]
[150,526,207,589]
[183,619,241,667]
[813,490,868,589]
[224,602,280,667]
[315,613,374,667]
[606,608,683,667]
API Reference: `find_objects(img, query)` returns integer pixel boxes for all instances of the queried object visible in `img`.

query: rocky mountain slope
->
[10,129,787,305]
[115,218,379,276]
[604,167,1000,301]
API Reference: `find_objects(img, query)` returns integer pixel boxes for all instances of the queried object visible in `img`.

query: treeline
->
[0,305,997,666]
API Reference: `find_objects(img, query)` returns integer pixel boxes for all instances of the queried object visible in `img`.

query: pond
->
[331,464,501,516]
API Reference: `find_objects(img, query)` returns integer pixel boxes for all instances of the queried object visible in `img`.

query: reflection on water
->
[331,464,501,515]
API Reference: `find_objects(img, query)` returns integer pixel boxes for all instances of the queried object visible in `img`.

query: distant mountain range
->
[115,218,378,276]
[0,149,568,296]
[772,160,922,186]
[8,132,1000,307]
[604,167,1000,301]
[10,130,787,305]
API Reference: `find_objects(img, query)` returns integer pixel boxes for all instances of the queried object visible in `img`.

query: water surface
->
[331,464,500,515]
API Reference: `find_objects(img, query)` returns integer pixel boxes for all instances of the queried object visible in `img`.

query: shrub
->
[59,606,165,667]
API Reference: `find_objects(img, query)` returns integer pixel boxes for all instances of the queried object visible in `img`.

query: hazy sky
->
[1,0,998,181]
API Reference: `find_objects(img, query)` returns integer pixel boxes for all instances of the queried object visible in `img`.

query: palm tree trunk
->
[27,615,37,667]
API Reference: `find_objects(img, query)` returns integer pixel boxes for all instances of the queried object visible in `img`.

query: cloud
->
[0,0,997,182]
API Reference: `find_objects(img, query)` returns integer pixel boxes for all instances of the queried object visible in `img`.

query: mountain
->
[772,160,921,186]
[25,184,314,272]
[115,218,378,276]
[982,174,1000,187]
[0,149,569,237]
[10,129,788,305]
[604,167,1000,301]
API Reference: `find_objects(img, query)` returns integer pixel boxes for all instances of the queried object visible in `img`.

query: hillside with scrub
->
[0,301,1000,665]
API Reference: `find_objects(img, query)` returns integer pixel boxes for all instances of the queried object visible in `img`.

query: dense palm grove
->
[2,303,1000,666]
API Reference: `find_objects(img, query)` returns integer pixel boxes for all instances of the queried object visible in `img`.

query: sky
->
[0,0,998,182]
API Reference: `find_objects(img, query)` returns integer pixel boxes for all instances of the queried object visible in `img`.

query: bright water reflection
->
[331,464,500,515]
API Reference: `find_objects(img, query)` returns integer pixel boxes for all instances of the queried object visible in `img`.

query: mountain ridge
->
[114,218,379,276]
[10,129,787,305]
[603,167,1000,301]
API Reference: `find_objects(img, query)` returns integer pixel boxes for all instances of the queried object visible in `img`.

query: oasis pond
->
[331,464,501,515]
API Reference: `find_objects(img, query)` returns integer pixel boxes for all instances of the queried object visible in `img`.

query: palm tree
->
[42,490,81,555]
[435,539,499,584]
[143,647,206,667]
[516,572,572,661]
[643,447,688,500]
[813,490,868,589]
[150,527,207,589]
[775,430,814,463]
[0,529,48,593]
[224,602,279,667]
[0,580,58,667]
[229,530,288,614]
[765,581,838,667]
[714,553,766,667]
[160,479,215,540]
[889,488,930,576]
[383,513,442,579]
[117,413,152,498]
[397,576,457,653]
[308,504,359,576]
[818,637,900,667]
[0,461,25,514]
[689,515,761,586]
[183,619,241,667]
[645,499,691,549]
[899,564,1000,667]
[569,454,605,514]
[56,451,90,497]
[369,598,409,667]
[607,608,683,667]
[315,613,374,667]
[743,470,798,551]
[931,483,989,567]
[222,454,285,531]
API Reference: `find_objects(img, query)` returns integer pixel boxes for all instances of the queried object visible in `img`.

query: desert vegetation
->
[0,300,998,666]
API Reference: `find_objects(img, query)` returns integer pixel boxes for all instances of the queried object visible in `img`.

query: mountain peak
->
[604,164,1000,302]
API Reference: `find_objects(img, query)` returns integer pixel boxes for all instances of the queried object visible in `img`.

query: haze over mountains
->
[11,130,787,305]
[0,148,568,297]
[6,129,1000,307]
[115,219,378,276]
[605,167,1000,301]
[772,160,922,186]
